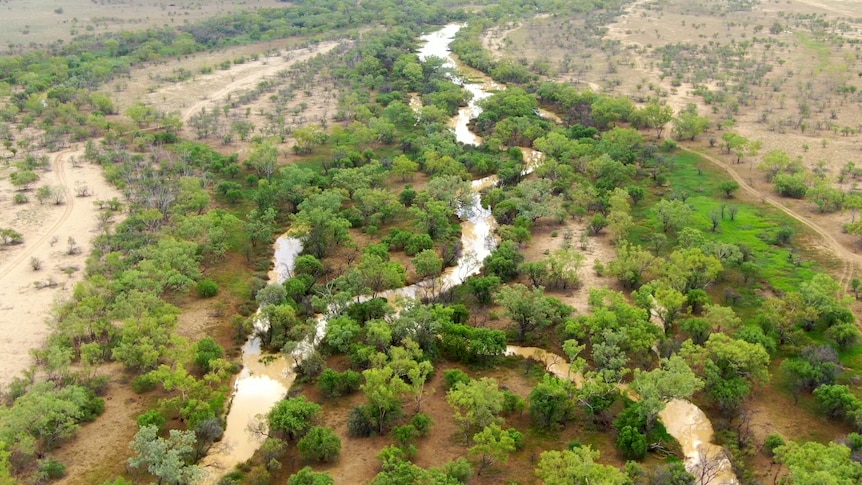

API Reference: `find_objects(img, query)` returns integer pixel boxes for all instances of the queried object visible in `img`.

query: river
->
[203,23,736,485]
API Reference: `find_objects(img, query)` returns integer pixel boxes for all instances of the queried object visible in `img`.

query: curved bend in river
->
[204,23,736,485]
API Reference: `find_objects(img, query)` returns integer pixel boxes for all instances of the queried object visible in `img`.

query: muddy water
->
[505,343,737,484]
[200,235,303,481]
[660,399,739,485]
[207,23,734,485]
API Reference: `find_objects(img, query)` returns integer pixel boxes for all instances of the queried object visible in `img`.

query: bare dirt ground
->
[520,219,618,316]
[0,0,276,47]
[53,363,146,485]
[0,147,123,387]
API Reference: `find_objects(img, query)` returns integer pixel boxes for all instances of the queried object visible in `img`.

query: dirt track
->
[681,144,859,290]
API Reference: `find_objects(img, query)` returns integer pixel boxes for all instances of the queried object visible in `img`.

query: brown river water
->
[201,24,737,485]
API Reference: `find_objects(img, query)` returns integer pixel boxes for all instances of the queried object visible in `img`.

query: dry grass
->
[0,0,275,47]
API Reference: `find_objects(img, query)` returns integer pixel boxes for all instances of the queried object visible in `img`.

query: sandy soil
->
[520,219,618,316]
[0,147,123,387]
[0,0,276,47]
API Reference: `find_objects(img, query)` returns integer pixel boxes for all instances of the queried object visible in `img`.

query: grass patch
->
[795,31,832,72]
[631,150,817,295]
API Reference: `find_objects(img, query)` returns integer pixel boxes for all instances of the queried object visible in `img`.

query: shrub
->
[405,233,433,256]
[443,369,470,391]
[197,279,219,298]
[411,413,433,436]
[763,434,785,457]
[131,373,158,393]
[616,425,648,460]
[393,424,418,447]
[507,429,524,450]
[297,426,341,463]
[38,459,66,479]
[317,368,362,398]
[502,390,525,415]
[441,458,472,483]
[347,405,375,437]
[137,409,166,430]
[13,193,28,204]
[287,467,334,485]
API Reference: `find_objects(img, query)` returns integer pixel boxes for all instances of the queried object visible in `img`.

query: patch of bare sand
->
[110,40,342,126]
[0,147,123,386]
[521,219,618,314]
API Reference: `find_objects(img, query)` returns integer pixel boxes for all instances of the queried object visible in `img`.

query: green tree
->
[630,355,703,428]
[447,378,505,439]
[288,467,335,485]
[672,106,710,141]
[268,396,321,441]
[246,141,279,179]
[535,446,628,484]
[682,334,770,414]
[636,102,674,138]
[654,199,693,233]
[9,170,38,191]
[392,154,419,182]
[127,425,202,485]
[293,125,327,154]
[529,375,576,430]
[718,180,740,198]
[297,426,341,463]
[362,366,410,434]
[775,441,862,484]
[469,424,516,475]
[496,284,571,342]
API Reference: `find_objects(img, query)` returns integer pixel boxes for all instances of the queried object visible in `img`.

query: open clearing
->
[0,0,277,47]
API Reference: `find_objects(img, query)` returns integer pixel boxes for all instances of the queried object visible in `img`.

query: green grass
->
[795,31,832,72]
[631,150,817,295]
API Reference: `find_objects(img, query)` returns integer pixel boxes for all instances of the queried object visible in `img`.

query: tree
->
[672,106,710,141]
[0,228,23,245]
[682,334,770,414]
[718,181,740,198]
[192,337,224,373]
[469,424,515,475]
[529,375,575,430]
[630,355,703,428]
[496,284,571,342]
[246,141,279,179]
[447,378,504,439]
[775,441,862,484]
[392,155,419,182]
[293,125,327,154]
[268,396,321,441]
[127,425,202,485]
[362,366,410,434]
[297,426,341,463]
[535,446,628,485]
[342,254,406,298]
[245,207,276,249]
[288,467,335,485]
[636,102,674,138]
[9,170,38,191]
[616,425,647,460]
[655,199,693,233]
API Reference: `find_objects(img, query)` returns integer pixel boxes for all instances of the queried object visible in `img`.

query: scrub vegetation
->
[1,0,862,484]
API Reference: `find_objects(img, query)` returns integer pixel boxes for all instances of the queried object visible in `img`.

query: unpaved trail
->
[681,144,860,291]
[145,41,342,124]
[0,147,123,385]
[0,148,75,281]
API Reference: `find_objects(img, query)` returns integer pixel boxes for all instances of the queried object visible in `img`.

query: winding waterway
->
[204,23,736,485]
